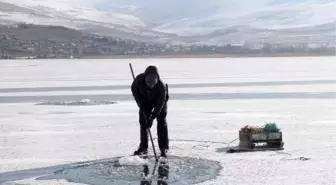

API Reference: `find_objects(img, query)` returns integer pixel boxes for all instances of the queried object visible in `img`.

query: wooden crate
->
[238,130,284,149]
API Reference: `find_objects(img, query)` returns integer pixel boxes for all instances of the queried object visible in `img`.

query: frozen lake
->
[0,57,335,185]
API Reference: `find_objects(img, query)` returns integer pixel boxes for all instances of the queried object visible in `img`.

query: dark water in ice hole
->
[37,155,222,185]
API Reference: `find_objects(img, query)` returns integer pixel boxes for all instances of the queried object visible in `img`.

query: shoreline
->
[1,52,335,60]
[85,52,336,59]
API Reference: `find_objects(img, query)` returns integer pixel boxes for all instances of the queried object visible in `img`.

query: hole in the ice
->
[48,111,74,114]
[297,157,311,161]
[204,111,226,114]
[282,157,311,161]
[18,112,32,115]
[37,155,221,185]
[18,111,74,115]
[35,99,117,106]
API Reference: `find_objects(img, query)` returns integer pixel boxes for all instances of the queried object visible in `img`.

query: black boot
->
[134,147,148,156]
[160,149,168,158]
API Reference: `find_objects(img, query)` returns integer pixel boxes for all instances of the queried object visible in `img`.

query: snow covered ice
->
[0,57,335,185]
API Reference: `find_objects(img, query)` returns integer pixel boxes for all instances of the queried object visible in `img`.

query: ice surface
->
[0,57,335,185]
[118,156,148,166]
[2,178,87,185]
[0,57,335,89]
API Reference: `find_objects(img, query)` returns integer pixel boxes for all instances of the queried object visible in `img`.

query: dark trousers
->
[139,104,169,152]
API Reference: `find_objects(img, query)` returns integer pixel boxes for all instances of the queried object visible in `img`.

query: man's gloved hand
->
[149,113,155,121]
[147,113,155,128]
[147,118,153,128]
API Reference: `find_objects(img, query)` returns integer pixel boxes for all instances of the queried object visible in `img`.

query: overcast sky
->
[3,0,335,14]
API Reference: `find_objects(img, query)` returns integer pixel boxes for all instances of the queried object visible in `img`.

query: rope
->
[153,137,239,145]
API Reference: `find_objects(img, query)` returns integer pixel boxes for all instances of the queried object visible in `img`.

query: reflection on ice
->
[141,161,169,185]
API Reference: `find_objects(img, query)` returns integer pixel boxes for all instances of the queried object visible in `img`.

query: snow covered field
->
[0,57,335,185]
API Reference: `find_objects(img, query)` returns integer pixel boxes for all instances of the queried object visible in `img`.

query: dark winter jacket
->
[131,66,169,117]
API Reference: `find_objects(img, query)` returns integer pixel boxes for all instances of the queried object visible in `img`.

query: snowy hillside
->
[0,0,170,40]
[0,0,144,28]
[95,0,336,37]
[0,0,335,44]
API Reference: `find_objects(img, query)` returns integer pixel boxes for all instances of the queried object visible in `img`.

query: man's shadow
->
[141,161,169,185]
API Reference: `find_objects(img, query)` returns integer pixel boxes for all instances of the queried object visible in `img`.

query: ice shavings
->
[118,156,148,166]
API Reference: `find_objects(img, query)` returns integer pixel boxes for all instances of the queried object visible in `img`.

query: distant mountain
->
[0,1,170,42]
[0,0,335,45]
[96,0,336,34]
